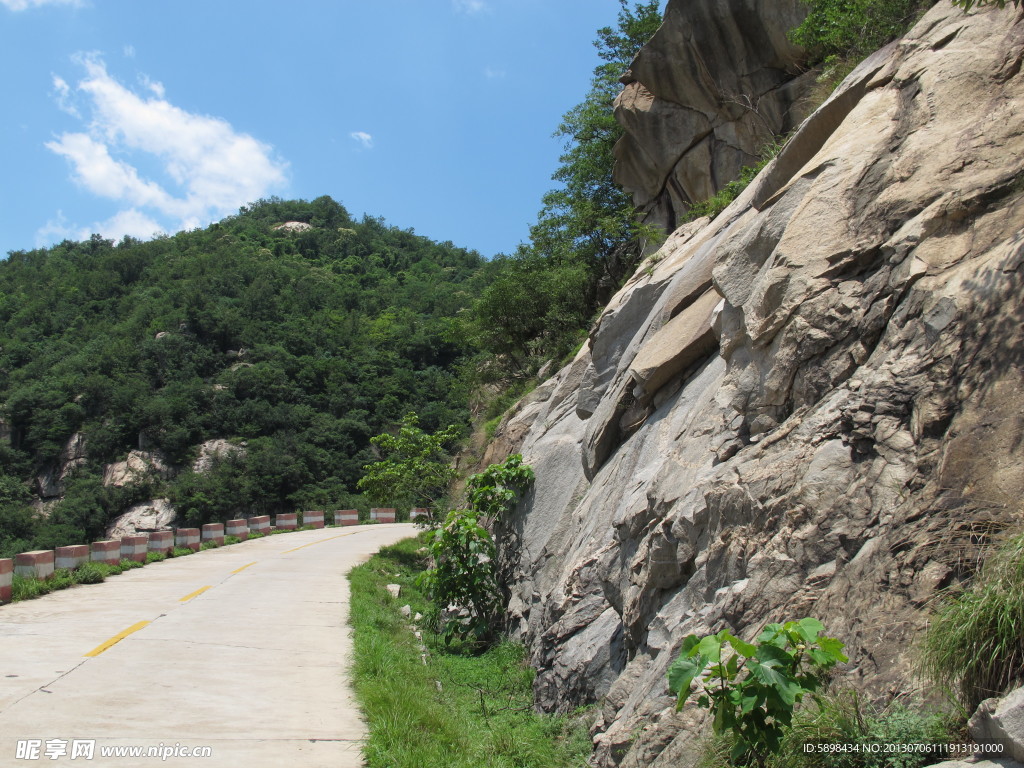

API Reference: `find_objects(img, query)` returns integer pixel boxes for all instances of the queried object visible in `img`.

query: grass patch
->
[349,535,592,768]
[920,529,1024,711]
[145,551,167,564]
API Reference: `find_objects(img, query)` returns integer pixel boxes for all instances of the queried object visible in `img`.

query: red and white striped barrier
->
[370,508,396,524]
[91,540,121,565]
[225,519,249,541]
[410,508,428,521]
[334,510,359,526]
[274,513,298,530]
[121,535,149,563]
[302,510,325,529]
[15,551,55,580]
[0,559,12,603]
[201,523,224,547]
[148,531,174,554]
[55,545,90,570]
[248,515,270,535]
[175,528,200,552]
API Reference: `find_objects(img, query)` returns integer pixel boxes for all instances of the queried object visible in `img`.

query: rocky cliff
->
[613,0,813,235]
[492,3,1024,765]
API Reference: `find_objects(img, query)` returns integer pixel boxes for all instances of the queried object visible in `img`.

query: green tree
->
[467,1,662,372]
[356,413,462,517]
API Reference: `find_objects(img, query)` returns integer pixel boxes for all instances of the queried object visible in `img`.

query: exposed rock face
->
[106,498,176,538]
[613,0,814,235]
[36,432,88,498]
[102,450,171,488]
[191,439,245,473]
[496,5,1024,766]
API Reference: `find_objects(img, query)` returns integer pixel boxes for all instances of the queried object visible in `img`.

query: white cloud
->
[45,54,288,241]
[483,66,506,79]
[453,0,487,14]
[123,44,135,58]
[1,0,82,10]
[52,75,79,117]
[36,208,162,245]
[350,131,374,149]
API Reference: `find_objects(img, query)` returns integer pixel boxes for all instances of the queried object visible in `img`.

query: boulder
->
[106,498,176,539]
[971,687,1024,763]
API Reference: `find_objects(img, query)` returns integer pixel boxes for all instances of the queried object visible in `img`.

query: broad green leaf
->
[698,634,723,663]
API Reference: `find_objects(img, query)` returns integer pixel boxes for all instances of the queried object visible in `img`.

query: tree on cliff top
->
[467,1,663,372]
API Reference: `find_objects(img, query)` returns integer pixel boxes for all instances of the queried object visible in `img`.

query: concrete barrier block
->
[147,531,174,554]
[275,513,297,530]
[370,508,396,524]
[201,523,225,546]
[302,510,325,529]
[410,508,428,521]
[225,519,249,541]
[175,528,201,552]
[15,550,55,580]
[55,545,90,571]
[248,515,271,535]
[0,558,12,603]
[334,510,359,526]
[120,535,149,563]
[91,540,121,565]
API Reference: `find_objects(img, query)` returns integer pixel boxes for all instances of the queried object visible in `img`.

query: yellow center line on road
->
[281,531,359,554]
[179,586,212,602]
[230,561,257,574]
[84,620,151,657]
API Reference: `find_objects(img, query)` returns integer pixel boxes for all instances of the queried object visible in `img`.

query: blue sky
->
[0,0,662,259]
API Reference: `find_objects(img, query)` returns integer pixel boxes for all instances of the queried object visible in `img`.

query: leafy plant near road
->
[348,536,591,768]
[357,413,462,520]
[419,455,534,645]
[668,618,848,766]
[694,690,956,768]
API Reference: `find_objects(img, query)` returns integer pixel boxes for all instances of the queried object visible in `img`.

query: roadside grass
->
[349,535,592,768]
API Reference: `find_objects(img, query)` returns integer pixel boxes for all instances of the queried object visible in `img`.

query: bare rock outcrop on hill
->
[492,4,1024,765]
[613,0,813,235]
[105,498,176,539]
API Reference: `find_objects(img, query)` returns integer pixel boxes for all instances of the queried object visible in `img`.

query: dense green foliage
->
[669,618,848,766]
[356,413,462,519]
[920,529,1024,711]
[420,455,534,645]
[349,536,592,768]
[466,1,662,374]
[789,0,933,66]
[0,196,488,554]
[952,0,1019,9]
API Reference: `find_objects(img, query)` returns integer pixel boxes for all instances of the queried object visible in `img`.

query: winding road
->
[0,524,417,767]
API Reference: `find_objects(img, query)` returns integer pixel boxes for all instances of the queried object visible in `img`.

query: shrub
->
[695,691,955,768]
[420,455,534,645]
[789,0,931,66]
[74,561,106,584]
[668,618,847,766]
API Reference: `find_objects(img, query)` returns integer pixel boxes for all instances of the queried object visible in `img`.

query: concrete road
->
[0,524,417,767]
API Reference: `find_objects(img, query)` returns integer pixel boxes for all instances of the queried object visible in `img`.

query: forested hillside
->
[0,196,490,555]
